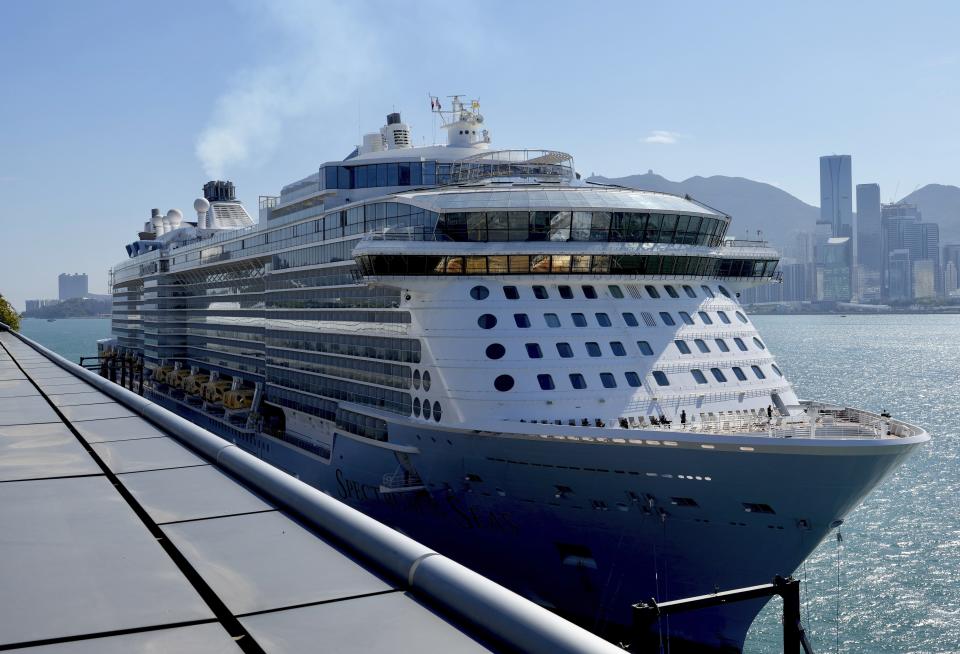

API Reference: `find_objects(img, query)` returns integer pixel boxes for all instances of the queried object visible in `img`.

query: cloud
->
[643,130,685,145]
[195,0,379,179]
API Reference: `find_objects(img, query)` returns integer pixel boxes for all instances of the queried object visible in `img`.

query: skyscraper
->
[855,183,882,270]
[820,155,853,238]
[58,273,88,301]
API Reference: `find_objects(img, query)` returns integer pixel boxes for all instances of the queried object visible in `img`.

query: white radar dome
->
[194,198,211,213]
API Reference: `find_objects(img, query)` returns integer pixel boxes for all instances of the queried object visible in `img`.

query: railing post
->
[779,576,802,654]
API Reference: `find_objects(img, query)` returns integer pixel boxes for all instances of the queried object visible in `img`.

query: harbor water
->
[19,315,958,653]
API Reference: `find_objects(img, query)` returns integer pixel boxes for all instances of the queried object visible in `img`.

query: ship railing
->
[362,227,454,242]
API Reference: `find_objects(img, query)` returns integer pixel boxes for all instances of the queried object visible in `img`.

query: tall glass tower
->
[820,155,853,238]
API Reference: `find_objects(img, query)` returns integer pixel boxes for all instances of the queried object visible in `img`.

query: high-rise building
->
[943,244,960,278]
[58,273,88,301]
[881,203,921,299]
[912,260,936,299]
[820,155,853,239]
[815,237,852,302]
[886,249,913,301]
[945,261,959,296]
[855,183,882,270]
[25,299,59,312]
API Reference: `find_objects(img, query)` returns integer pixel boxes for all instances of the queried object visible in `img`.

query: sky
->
[1,0,958,310]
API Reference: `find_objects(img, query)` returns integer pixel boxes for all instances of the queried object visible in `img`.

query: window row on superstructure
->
[494,282,730,301]
[475,310,758,333]
[358,254,778,278]
[435,210,727,246]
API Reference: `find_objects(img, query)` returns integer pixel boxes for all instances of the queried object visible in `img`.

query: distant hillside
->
[900,184,960,243]
[23,298,111,319]
[588,173,819,246]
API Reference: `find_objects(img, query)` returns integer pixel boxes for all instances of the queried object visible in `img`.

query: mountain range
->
[588,173,960,247]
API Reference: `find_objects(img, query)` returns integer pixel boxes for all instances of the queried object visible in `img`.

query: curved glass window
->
[734,337,748,351]
[679,311,694,325]
[422,371,431,391]
[572,313,587,327]
[413,397,421,417]
[433,401,442,422]
[470,285,489,300]
[423,399,432,420]
[751,365,766,380]
[625,371,641,387]
[718,285,731,298]
[691,369,708,384]
[586,342,602,357]
[556,342,574,358]
[683,285,697,298]
[715,338,730,352]
[538,374,555,390]
[732,366,747,381]
[645,285,661,299]
[569,373,587,389]
[664,285,680,298]
[596,312,612,327]
[413,370,421,389]
[600,373,617,389]
[659,312,676,326]
[608,285,624,299]
[711,367,727,382]
[652,371,670,386]
[701,285,715,298]
[610,341,626,356]
[772,364,783,377]
[698,311,713,325]
[736,311,749,323]
[503,285,519,300]
[637,341,654,355]
[675,340,691,354]
[526,343,543,358]
[494,375,515,392]
[623,312,639,327]
[478,314,497,329]
[558,285,574,299]
[717,311,731,324]
[753,337,766,350]
[435,210,727,245]
[544,313,561,328]
[533,285,549,299]
[582,285,598,299]
[485,343,506,360]
[514,313,531,328]
[695,339,710,353]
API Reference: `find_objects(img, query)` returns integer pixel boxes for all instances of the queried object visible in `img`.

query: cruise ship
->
[106,97,928,652]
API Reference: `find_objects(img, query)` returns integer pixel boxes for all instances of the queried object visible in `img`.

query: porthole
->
[525,343,543,359]
[494,375,515,392]
[701,285,715,298]
[772,364,783,377]
[571,313,587,327]
[533,285,549,299]
[608,285,624,299]
[675,340,691,355]
[413,397,421,417]
[637,340,654,355]
[477,314,497,329]
[753,337,766,350]
[558,285,574,299]
[600,372,617,389]
[736,311,749,324]
[682,285,697,298]
[569,373,587,390]
[537,374,555,390]
[413,370,421,389]
[623,312,639,327]
[586,342,602,357]
[470,285,489,300]
[625,371,641,387]
[698,311,713,325]
[582,285,598,299]
[485,343,506,360]
[652,371,670,387]
[423,400,432,420]
[556,342,574,358]
[433,401,442,422]
[691,369,708,384]
[503,286,520,300]
[644,285,661,299]
[718,285,731,298]
[717,311,731,324]
[664,285,679,299]
[423,371,431,391]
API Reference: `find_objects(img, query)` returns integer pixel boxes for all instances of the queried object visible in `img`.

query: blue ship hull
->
[152,394,919,651]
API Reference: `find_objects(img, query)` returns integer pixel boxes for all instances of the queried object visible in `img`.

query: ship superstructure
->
[107,97,927,652]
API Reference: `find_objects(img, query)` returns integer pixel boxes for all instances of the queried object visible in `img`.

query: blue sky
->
[1,0,957,309]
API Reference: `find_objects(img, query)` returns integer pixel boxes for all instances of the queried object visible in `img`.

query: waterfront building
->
[944,261,959,296]
[886,249,913,301]
[103,100,926,651]
[25,299,59,312]
[855,183,882,271]
[912,259,936,299]
[58,273,88,301]
[815,236,852,302]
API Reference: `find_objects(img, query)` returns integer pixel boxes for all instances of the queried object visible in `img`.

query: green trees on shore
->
[0,294,20,330]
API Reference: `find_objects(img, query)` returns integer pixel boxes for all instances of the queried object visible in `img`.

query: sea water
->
[19,315,958,652]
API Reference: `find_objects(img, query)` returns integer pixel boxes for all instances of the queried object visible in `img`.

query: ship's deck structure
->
[0,327,622,654]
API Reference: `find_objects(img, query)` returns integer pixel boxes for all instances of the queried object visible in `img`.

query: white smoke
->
[195,0,378,178]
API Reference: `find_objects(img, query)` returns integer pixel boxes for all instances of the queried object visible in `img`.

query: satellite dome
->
[166,209,183,220]
[194,197,211,212]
